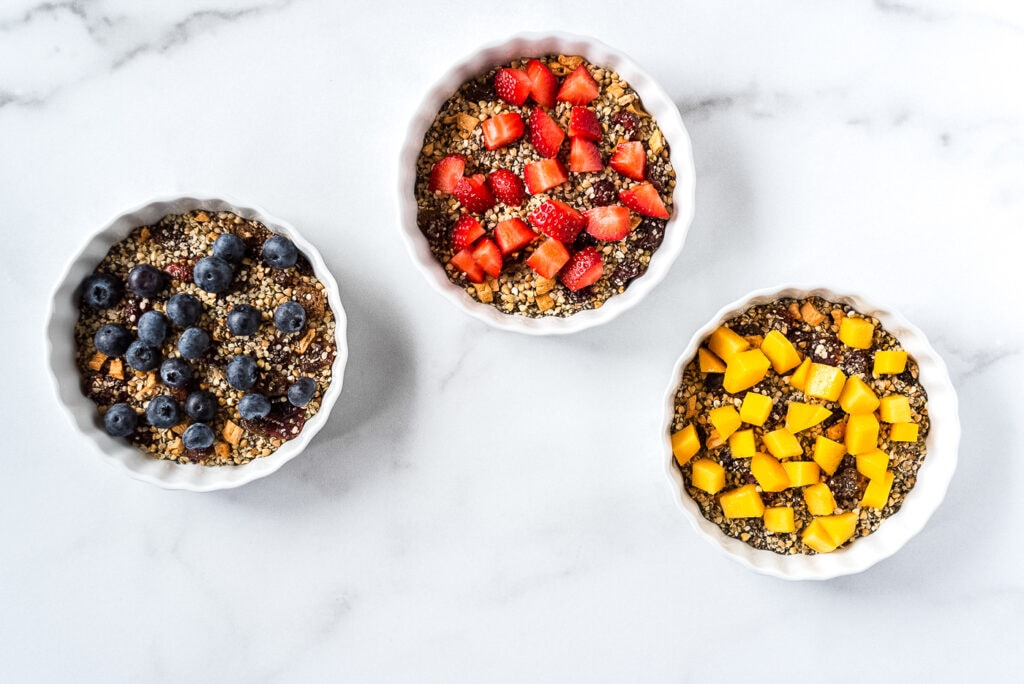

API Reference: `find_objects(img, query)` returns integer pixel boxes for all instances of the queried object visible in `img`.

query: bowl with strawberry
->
[399,33,695,334]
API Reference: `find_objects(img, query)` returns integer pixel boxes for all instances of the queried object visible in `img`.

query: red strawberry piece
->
[450,214,485,252]
[609,141,646,181]
[523,158,569,195]
[568,107,602,141]
[494,218,536,255]
[584,205,632,241]
[526,238,571,279]
[568,138,603,173]
[471,237,503,279]
[527,199,586,243]
[453,175,496,213]
[619,182,670,219]
[488,169,526,206]
[556,65,600,105]
[494,67,532,106]
[525,59,558,108]
[529,107,566,158]
[428,154,466,194]
[481,112,525,151]
[559,246,604,292]
[450,248,485,283]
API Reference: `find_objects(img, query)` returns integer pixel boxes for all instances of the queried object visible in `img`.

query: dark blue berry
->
[126,264,166,298]
[213,233,246,263]
[104,403,137,437]
[193,256,233,293]
[94,324,131,357]
[262,235,298,269]
[287,377,317,407]
[227,304,262,336]
[226,355,259,391]
[178,327,210,359]
[137,311,168,346]
[80,273,124,309]
[125,341,161,371]
[184,390,217,422]
[166,293,202,327]
[159,358,192,387]
[146,395,180,429]
[238,393,271,420]
[273,301,306,333]
[182,423,214,450]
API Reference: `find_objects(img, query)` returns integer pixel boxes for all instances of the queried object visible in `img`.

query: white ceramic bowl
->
[46,195,348,491]
[397,32,696,335]
[662,285,959,580]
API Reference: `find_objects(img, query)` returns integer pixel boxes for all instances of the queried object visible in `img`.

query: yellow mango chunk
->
[861,470,895,509]
[723,349,772,394]
[671,424,701,467]
[762,428,803,459]
[729,429,756,458]
[838,376,880,415]
[763,506,796,533]
[873,350,908,375]
[845,414,879,455]
[760,330,801,374]
[804,363,847,402]
[818,512,858,548]
[789,358,813,392]
[802,519,838,553]
[813,436,847,476]
[691,458,726,495]
[708,326,749,363]
[879,395,912,423]
[782,460,821,487]
[838,317,875,349]
[890,422,919,442]
[856,448,890,480]
[699,347,726,373]
[785,402,833,433]
[804,482,837,516]
[751,453,791,492]
[709,405,742,441]
[739,392,773,426]
[719,484,765,518]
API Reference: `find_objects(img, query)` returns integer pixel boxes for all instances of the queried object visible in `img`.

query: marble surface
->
[2,0,1022,681]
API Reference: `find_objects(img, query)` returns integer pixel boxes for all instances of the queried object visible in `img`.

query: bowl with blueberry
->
[47,195,348,490]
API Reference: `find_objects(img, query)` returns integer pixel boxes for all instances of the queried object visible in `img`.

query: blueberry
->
[238,393,271,420]
[125,341,161,371]
[159,358,192,387]
[184,390,217,422]
[80,273,124,309]
[137,311,169,346]
[213,233,246,263]
[166,293,202,327]
[94,324,131,357]
[146,395,180,429]
[193,256,233,293]
[227,304,262,336]
[178,327,210,359]
[262,235,298,269]
[226,355,259,391]
[103,403,137,437]
[273,301,306,333]
[182,423,214,450]
[126,264,166,298]
[287,377,317,407]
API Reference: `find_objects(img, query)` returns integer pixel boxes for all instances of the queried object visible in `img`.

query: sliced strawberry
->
[619,182,670,219]
[560,246,604,292]
[471,238,503,279]
[529,107,565,158]
[453,175,496,213]
[556,65,600,105]
[427,154,466,194]
[527,199,586,243]
[525,59,558,108]
[584,205,631,241]
[526,238,571,279]
[450,214,485,252]
[568,138,603,173]
[568,107,602,141]
[481,112,525,151]
[609,141,646,181]
[488,169,526,206]
[523,158,568,195]
[494,218,536,255]
[494,68,532,106]
[450,248,485,283]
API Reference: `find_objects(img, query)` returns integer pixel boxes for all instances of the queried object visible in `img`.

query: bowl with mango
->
[663,285,959,580]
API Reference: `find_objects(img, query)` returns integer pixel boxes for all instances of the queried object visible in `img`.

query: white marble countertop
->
[3,0,1022,681]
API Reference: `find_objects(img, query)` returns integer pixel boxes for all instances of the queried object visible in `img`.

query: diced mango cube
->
[763,506,796,533]
[782,460,821,487]
[785,402,833,433]
[671,424,701,466]
[698,347,726,373]
[861,470,895,509]
[751,453,791,492]
[762,428,802,459]
[812,436,847,476]
[838,375,880,415]
[802,519,838,553]
[708,326,749,363]
[803,482,837,516]
[709,405,742,441]
[873,350,908,375]
[761,330,801,374]
[890,422,919,442]
[856,448,889,480]
[804,363,847,401]
[723,349,772,394]
[789,358,812,392]
[818,512,858,548]
[879,395,912,423]
[729,429,756,458]
[719,484,765,518]
[838,317,875,349]
[845,414,879,455]
[691,458,726,495]
[739,392,772,426]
